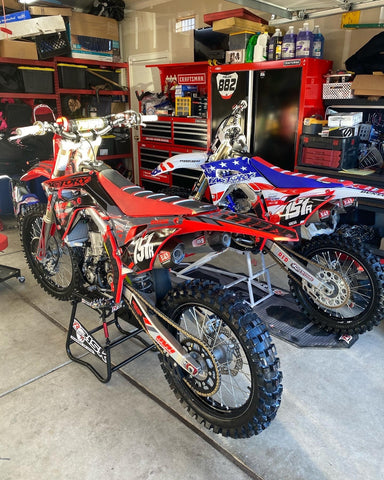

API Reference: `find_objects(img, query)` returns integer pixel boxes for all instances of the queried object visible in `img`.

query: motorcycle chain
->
[124,283,221,398]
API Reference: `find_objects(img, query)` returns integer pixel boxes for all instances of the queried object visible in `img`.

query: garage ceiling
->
[227,0,384,20]
[16,0,384,21]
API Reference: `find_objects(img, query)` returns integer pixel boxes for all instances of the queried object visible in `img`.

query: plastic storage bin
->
[17,66,54,93]
[85,68,120,88]
[58,63,87,89]
[99,135,116,156]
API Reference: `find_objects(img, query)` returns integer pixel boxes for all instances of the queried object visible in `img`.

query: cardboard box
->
[4,0,22,10]
[328,112,363,127]
[69,35,119,62]
[0,39,37,59]
[29,6,72,17]
[67,12,119,62]
[68,12,119,41]
[352,74,384,97]
[204,8,267,26]
[213,17,266,34]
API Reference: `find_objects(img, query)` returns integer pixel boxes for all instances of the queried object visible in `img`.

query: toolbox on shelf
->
[298,134,359,170]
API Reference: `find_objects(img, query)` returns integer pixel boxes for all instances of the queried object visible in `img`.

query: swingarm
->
[123,285,202,377]
[265,240,328,291]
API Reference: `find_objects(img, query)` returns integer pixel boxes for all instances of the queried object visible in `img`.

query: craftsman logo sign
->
[216,73,238,100]
[178,73,206,85]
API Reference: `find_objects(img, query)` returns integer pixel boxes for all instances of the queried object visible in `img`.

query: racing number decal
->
[216,73,238,100]
[282,198,313,223]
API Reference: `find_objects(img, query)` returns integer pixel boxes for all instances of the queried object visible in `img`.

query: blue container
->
[312,25,324,59]
[296,23,313,58]
[281,26,297,59]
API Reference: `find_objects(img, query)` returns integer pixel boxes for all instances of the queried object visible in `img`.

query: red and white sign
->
[178,73,206,85]
[216,72,238,100]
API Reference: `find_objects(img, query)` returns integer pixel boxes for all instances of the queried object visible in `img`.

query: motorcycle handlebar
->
[8,110,158,141]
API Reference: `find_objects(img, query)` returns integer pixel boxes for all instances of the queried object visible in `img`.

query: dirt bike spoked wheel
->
[289,233,384,335]
[158,279,282,438]
[20,204,81,300]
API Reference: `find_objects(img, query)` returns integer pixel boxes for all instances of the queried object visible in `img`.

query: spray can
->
[281,26,296,59]
[312,25,324,59]
[296,23,313,58]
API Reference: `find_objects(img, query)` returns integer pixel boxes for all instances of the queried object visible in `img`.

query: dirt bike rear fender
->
[124,210,299,274]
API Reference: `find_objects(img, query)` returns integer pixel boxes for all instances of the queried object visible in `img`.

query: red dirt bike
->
[9,111,371,437]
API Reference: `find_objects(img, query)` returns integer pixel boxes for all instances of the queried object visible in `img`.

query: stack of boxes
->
[198,8,269,65]
[0,8,120,62]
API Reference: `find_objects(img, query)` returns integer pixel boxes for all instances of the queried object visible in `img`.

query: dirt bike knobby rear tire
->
[289,233,384,335]
[20,203,81,300]
[158,279,282,438]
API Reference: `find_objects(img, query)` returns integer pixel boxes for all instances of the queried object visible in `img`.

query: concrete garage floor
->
[1,218,384,480]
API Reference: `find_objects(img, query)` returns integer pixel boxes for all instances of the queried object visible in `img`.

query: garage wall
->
[121,2,384,70]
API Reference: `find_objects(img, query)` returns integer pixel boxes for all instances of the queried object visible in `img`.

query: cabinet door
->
[252,67,302,171]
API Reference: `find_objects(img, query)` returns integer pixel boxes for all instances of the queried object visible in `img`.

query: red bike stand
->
[0,233,25,284]
[66,295,154,383]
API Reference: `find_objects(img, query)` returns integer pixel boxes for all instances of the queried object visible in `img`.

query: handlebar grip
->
[141,115,158,123]
[13,122,44,137]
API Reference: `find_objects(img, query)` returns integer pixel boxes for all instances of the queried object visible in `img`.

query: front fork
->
[36,194,57,262]
[265,239,327,291]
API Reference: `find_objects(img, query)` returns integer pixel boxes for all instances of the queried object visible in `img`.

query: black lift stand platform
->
[66,295,154,383]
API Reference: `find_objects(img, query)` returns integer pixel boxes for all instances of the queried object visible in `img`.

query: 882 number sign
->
[216,73,238,100]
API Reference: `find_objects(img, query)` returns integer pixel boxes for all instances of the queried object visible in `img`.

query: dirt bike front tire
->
[20,203,81,301]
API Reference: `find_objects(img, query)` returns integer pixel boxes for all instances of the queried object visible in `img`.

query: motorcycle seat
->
[251,157,352,190]
[98,168,217,217]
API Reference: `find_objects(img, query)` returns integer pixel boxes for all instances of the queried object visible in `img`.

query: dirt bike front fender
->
[20,160,54,182]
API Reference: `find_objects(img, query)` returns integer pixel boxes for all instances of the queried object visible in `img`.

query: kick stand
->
[174,249,274,307]
[66,296,154,383]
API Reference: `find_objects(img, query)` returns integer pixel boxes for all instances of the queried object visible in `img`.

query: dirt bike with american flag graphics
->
[152,100,384,335]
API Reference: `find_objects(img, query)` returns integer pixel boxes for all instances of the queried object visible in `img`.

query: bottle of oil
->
[267,28,283,61]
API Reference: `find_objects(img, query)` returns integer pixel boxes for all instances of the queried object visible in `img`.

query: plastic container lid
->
[57,63,87,69]
[18,66,54,71]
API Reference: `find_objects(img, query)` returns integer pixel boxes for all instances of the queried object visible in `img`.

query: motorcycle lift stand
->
[174,249,274,307]
[66,295,154,383]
